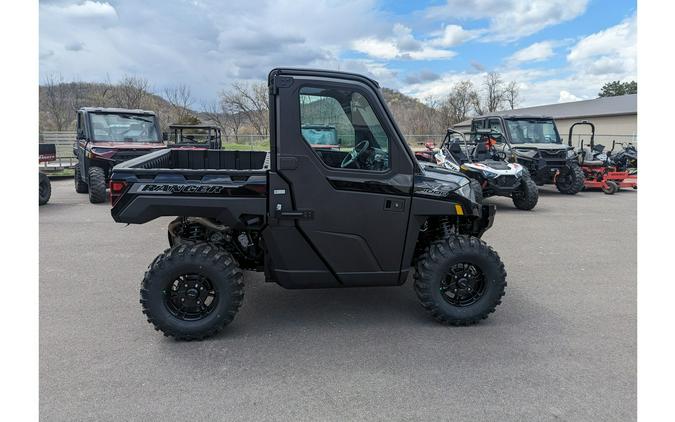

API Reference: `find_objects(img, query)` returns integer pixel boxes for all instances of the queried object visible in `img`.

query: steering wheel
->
[341,140,370,168]
[494,151,507,160]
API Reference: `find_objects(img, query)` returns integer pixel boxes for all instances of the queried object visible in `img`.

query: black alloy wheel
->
[165,274,218,321]
[440,263,487,307]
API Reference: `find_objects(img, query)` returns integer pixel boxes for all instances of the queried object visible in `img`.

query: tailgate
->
[110,170,268,226]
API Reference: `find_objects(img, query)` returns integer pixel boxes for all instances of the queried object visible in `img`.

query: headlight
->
[456,178,474,202]
[514,167,523,177]
[515,148,537,158]
[566,149,577,158]
[482,170,498,179]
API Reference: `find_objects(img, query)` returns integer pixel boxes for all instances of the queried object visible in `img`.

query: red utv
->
[73,107,167,203]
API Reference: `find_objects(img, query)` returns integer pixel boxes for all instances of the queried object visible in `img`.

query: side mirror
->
[162,132,168,142]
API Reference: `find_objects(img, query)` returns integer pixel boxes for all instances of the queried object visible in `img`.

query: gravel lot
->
[40,179,636,421]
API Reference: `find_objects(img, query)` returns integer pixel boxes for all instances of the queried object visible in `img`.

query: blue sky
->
[39,0,637,107]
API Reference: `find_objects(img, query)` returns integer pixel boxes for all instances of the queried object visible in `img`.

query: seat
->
[473,141,490,161]
[581,147,604,166]
[447,140,468,163]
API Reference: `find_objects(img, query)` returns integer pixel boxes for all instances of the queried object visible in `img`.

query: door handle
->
[275,209,314,219]
[384,198,405,211]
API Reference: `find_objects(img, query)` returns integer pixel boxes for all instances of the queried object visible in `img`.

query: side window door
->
[272,76,414,286]
[299,86,390,172]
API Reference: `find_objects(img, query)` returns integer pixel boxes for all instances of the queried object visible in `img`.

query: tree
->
[112,75,150,109]
[441,80,477,125]
[598,81,637,97]
[483,72,505,112]
[42,74,72,131]
[223,82,269,136]
[164,84,196,124]
[503,81,520,110]
[202,97,244,142]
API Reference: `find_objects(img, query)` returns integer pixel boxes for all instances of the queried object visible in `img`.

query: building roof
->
[455,94,637,127]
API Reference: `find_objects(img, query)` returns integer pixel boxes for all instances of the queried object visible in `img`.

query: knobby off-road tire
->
[512,176,539,210]
[555,163,585,195]
[140,242,244,341]
[74,166,88,193]
[470,179,483,204]
[414,235,506,325]
[39,172,51,206]
[87,166,107,203]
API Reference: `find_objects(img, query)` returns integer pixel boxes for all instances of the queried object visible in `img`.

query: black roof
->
[269,68,380,89]
[169,124,221,130]
[79,107,156,115]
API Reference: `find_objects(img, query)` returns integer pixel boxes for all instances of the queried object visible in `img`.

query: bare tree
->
[202,97,244,142]
[504,80,520,110]
[442,80,478,125]
[224,82,269,136]
[42,74,72,130]
[112,75,149,109]
[164,84,195,124]
[483,72,505,113]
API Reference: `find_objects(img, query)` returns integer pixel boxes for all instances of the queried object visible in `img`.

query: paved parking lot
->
[40,179,636,421]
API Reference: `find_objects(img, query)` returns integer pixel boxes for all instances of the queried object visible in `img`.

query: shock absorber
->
[438,217,453,238]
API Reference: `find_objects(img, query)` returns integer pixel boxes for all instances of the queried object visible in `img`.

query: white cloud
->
[558,90,582,103]
[46,1,118,20]
[567,14,636,77]
[508,41,555,63]
[352,23,456,60]
[429,24,480,47]
[426,0,589,42]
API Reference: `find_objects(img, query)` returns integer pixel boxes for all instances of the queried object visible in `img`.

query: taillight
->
[110,181,127,206]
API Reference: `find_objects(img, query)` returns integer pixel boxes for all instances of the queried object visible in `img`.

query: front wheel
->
[39,172,51,206]
[414,235,507,325]
[555,163,585,195]
[512,176,539,210]
[140,243,244,340]
[602,180,618,195]
[87,166,107,203]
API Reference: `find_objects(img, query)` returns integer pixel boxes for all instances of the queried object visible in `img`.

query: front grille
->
[540,150,566,159]
[495,175,518,187]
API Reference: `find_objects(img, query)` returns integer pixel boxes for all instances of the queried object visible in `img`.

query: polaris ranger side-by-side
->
[73,108,167,203]
[110,69,507,340]
[470,115,585,194]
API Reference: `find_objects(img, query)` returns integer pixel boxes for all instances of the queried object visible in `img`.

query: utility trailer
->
[110,68,506,340]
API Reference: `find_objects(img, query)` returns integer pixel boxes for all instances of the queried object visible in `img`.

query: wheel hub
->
[165,274,217,321]
[440,263,486,307]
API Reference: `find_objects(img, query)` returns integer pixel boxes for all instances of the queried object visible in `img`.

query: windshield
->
[505,119,560,144]
[90,113,160,142]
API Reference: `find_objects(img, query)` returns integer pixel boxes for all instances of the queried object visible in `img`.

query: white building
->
[454,94,637,146]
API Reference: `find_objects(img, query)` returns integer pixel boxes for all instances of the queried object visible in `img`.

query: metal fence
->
[39,131,639,171]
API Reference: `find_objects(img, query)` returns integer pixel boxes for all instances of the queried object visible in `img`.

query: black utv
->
[110,68,507,340]
[470,116,584,194]
[73,107,166,203]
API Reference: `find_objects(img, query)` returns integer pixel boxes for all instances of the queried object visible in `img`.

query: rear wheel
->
[512,176,539,210]
[555,163,584,195]
[74,166,88,193]
[414,235,506,325]
[87,166,107,203]
[140,243,244,340]
[39,173,51,206]
[602,180,618,195]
